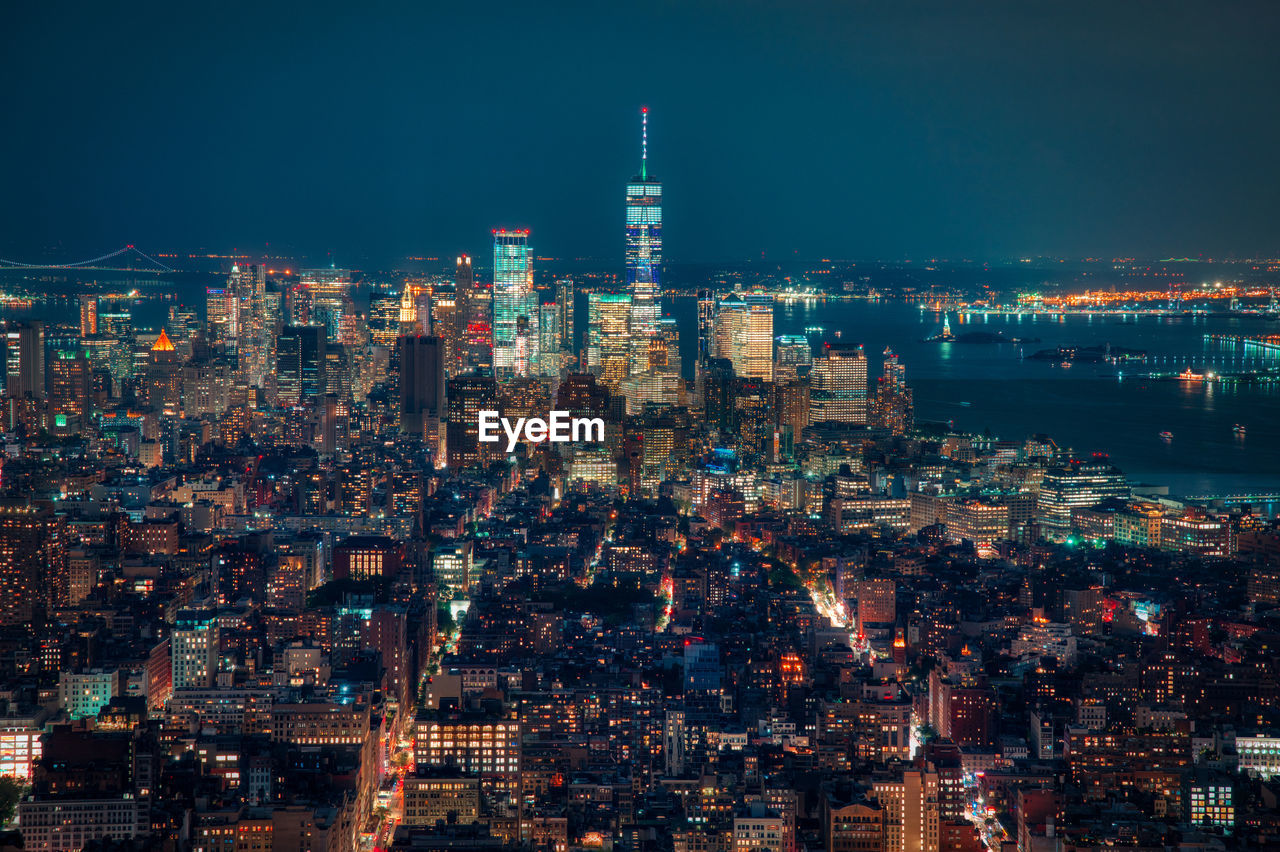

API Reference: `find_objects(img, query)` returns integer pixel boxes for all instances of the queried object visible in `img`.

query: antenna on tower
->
[641,106,648,180]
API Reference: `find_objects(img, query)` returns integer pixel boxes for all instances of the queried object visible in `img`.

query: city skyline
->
[1,6,1279,852]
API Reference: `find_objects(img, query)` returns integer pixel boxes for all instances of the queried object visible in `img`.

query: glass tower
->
[492,229,538,378]
[587,293,633,390]
[627,107,663,375]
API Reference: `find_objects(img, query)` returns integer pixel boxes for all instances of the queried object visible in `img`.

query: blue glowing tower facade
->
[626,107,663,374]
[492,229,537,378]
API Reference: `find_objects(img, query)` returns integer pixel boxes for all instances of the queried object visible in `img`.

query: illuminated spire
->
[640,106,648,180]
[151,328,175,352]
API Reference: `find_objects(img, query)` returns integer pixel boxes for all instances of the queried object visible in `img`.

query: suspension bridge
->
[0,245,175,273]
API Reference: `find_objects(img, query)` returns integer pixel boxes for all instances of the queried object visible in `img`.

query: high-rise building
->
[870,347,914,435]
[430,288,460,377]
[810,343,867,424]
[1037,458,1129,535]
[697,288,716,362]
[368,293,401,349]
[276,325,327,405]
[586,293,632,389]
[232,264,271,386]
[537,302,561,377]
[398,335,446,456]
[301,268,353,342]
[167,305,201,350]
[78,296,97,337]
[774,335,812,381]
[171,609,218,690]
[0,502,67,627]
[446,373,498,470]
[398,279,430,334]
[4,322,45,400]
[702,357,737,435]
[874,768,940,852]
[714,294,773,381]
[627,107,663,374]
[492,230,538,378]
[139,330,182,414]
[48,349,91,434]
[205,286,236,343]
[555,278,575,358]
[457,255,493,373]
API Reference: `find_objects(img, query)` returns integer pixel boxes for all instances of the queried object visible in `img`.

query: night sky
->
[4,1,1279,265]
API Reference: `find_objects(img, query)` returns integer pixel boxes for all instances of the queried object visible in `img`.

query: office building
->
[874,768,940,852]
[810,343,867,424]
[398,334,446,454]
[446,372,498,469]
[4,321,45,400]
[276,325,327,404]
[586,293,632,389]
[492,230,538,378]
[714,294,773,381]
[171,609,218,690]
[1037,459,1129,535]
[0,502,66,627]
[457,254,493,373]
[774,335,812,381]
[78,296,97,337]
[555,278,575,358]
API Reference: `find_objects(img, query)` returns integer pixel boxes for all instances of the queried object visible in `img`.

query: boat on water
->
[958,401,972,407]
[1234,424,1246,435]
[1159,431,1174,441]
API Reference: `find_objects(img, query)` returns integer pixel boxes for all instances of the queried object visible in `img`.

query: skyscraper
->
[810,343,867,424]
[206,286,236,343]
[446,373,498,469]
[398,279,430,334]
[0,502,67,627]
[538,302,561,377]
[431,287,459,377]
[626,107,663,375]
[49,349,91,434]
[492,230,537,378]
[398,335,446,456]
[301,268,353,342]
[702,357,737,435]
[555,278,575,358]
[713,294,773,381]
[277,325,327,405]
[457,254,493,374]
[586,293,632,390]
[78,296,97,337]
[870,347,914,435]
[142,330,182,413]
[4,322,45,400]
[232,264,270,387]
[774,335,812,381]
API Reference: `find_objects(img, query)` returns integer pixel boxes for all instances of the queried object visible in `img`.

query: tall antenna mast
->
[641,106,648,180]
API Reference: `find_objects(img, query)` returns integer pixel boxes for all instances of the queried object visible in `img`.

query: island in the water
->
[1028,344,1147,363]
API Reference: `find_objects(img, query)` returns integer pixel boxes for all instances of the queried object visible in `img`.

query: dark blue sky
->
[3,1,1278,264]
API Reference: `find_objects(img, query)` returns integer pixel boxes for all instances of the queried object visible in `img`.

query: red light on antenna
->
[641,106,648,113]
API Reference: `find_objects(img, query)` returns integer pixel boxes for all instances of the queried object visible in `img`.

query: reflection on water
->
[692,298,1280,495]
